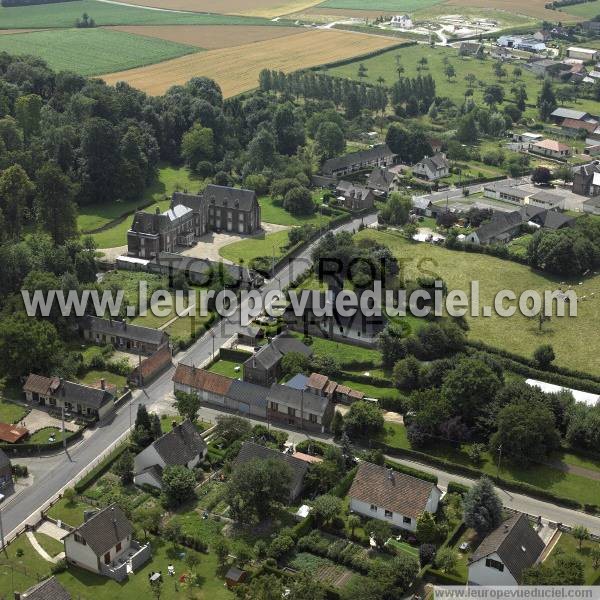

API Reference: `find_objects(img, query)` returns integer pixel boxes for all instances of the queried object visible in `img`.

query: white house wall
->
[134,444,163,476]
[65,535,102,573]
[468,552,519,586]
[349,497,417,532]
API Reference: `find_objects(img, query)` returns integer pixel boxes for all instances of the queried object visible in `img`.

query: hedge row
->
[74,442,129,493]
[339,370,393,388]
[0,429,83,457]
[385,458,438,485]
[447,481,470,496]
[373,440,587,512]
[330,466,358,498]
[219,347,252,362]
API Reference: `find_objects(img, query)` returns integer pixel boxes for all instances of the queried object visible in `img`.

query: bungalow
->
[412,197,434,216]
[483,180,531,204]
[19,577,71,600]
[335,181,376,212]
[366,166,397,197]
[79,316,169,356]
[511,132,544,147]
[412,153,450,181]
[172,364,269,419]
[23,374,115,421]
[232,441,309,502]
[527,190,566,210]
[561,118,598,135]
[567,46,599,61]
[348,462,442,533]
[133,419,207,489]
[64,504,151,581]
[465,211,524,245]
[525,59,568,78]
[0,448,12,491]
[531,139,571,159]
[321,144,396,179]
[243,333,312,388]
[266,382,334,433]
[468,513,545,585]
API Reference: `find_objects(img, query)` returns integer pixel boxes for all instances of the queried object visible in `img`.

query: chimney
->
[100,378,106,390]
[14,593,21,600]
[504,524,510,533]
[388,468,394,482]
[172,421,177,431]
[155,206,160,215]
[112,506,117,525]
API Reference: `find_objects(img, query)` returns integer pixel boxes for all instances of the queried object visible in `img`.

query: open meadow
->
[323,44,600,116]
[0,28,197,76]
[109,0,323,18]
[446,0,582,21]
[0,0,275,29]
[101,29,403,96]
[108,24,304,49]
[557,0,600,18]
[318,0,443,11]
[355,228,600,374]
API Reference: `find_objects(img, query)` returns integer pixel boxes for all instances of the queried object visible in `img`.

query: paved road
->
[0,213,376,544]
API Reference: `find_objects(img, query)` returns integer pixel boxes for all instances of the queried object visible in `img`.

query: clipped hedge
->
[385,458,438,485]
[447,481,470,497]
[74,442,129,493]
[330,466,358,498]
[340,371,393,388]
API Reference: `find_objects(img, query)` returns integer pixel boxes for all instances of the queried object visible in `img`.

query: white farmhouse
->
[348,462,442,532]
[390,14,413,29]
[412,153,450,181]
[133,419,207,489]
[468,513,545,585]
[64,504,150,581]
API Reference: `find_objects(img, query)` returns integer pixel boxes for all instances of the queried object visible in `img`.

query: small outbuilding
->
[225,566,248,588]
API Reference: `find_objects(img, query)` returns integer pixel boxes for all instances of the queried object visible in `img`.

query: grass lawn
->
[559,0,600,17]
[290,331,382,366]
[79,370,127,392]
[355,228,600,374]
[208,358,244,379]
[34,531,64,558]
[547,532,600,584]
[259,193,337,227]
[386,537,419,558]
[87,165,202,248]
[98,270,166,310]
[381,422,600,507]
[0,399,27,424]
[323,44,600,117]
[0,28,197,77]
[337,378,402,401]
[47,497,90,527]
[0,535,54,594]
[507,233,533,260]
[28,427,70,444]
[0,0,272,28]
[218,229,290,265]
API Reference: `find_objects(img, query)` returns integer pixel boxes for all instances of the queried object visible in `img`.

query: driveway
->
[181,222,289,262]
[21,409,78,433]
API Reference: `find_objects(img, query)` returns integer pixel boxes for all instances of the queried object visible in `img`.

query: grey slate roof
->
[22,576,71,600]
[233,441,308,496]
[58,380,113,410]
[267,383,331,417]
[0,448,10,469]
[80,315,167,346]
[285,373,309,390]
[529,190,564,206]
[415,152,449,173]
[536,210,574,229]
[469,513,545,581]
[474,211,523,243]
[551,107,589,120]
[171,190,205,212]
[244,334,312,371]
[152,419,207,466]
[72,503,133,556]
[204,184,257,211]
[322,144,395,175]
[367,166,396,191]
[228,379,269,408]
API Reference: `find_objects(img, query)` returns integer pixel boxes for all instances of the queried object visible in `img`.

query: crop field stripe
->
[105,0,325,18]
[0,0,278,29]
[107,24,305,50]
[446,0,582,21]
[317,0,443,11]
[0,28,199,77]
[100,28,403,96]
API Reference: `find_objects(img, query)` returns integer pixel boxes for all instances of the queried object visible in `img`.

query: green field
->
[355,228,600,374]
[0,28,197,76]
[0,399,27,424]
[323,44,600,117]
[86,165,202,248]
[259,193,337,227]
[547,532,600,584]
[382,423,600,506]
[218,229,290,265]
[318,0,442,11]
[0,0,272,29]
[559,0,600,17]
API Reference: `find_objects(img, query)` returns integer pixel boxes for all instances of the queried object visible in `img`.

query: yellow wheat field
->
[100,29,402,97]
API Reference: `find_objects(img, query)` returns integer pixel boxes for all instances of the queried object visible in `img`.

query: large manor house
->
[127,184,261,259]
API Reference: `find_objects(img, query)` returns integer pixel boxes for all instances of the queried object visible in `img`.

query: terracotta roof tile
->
[0,422,29,443]
[173,364,232,396]
[307,373,329,391]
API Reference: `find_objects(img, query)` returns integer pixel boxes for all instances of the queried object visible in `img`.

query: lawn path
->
[26,531,64,563]
[544,460,600,482]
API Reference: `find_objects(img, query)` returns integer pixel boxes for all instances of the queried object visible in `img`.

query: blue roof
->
[285,373,309,391]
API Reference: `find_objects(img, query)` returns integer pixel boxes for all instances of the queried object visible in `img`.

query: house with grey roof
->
[64,504,150,581]
[412,153,450,181]
[550,107,592,124]
[243,333,312,388]
[133,419,207,489]
[232,441,309,502]
[23,374,115,421]
[573,161,600,196]
[528,190,566,210]
[367,166,398,197]
[127,184,261,259]
[79,315,169,356]
[19,576,71,600]
[321,144,396,178]
[335,181,375,212]
[468,513,545,585]
[266,381,334,433]
[348,462,442,533]
[465,211,525,245]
